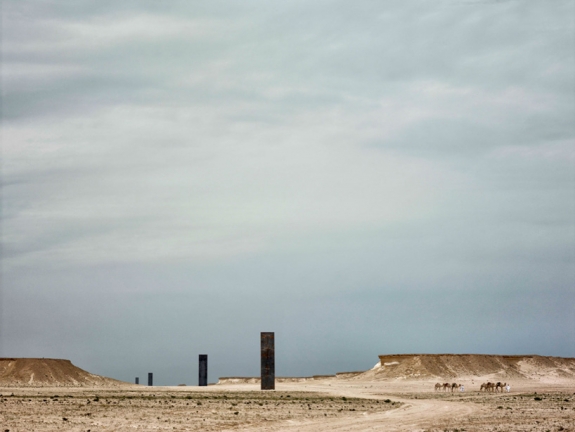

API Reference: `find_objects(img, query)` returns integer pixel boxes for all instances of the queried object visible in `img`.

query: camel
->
[434,383,442,391]
[451,383,458,392]
[443,383,450,392]
[495,382,506,393]
[480,382,495,392]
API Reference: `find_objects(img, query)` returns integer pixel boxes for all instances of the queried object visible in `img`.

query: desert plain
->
[1,355,574,431]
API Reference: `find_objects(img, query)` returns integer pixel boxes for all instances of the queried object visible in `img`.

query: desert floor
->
[1,379,574,431]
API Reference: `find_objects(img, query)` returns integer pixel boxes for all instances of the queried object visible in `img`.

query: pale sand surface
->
[1,378,574,431]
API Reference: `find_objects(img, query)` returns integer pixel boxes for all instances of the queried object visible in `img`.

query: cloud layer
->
[2,0,574,384]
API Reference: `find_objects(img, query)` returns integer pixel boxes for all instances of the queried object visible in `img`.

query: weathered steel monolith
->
[261,332,275,390]
[148,372,153,386]
[199,354,208,386]
[135,377,139,385]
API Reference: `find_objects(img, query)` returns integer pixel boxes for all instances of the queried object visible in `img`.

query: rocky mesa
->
[0,358,129,387]
[358,354,575,381]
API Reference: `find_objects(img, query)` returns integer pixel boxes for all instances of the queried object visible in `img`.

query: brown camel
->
[434,383,442,391]
[480,382,495,392]
[451,383,458,392]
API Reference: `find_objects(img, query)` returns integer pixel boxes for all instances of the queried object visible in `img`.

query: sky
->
[1,0,574,386]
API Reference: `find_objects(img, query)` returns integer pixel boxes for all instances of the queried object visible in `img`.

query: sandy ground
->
[1,378,574,431]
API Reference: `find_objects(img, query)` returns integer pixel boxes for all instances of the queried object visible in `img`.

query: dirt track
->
[237,379,574,431]
[233,391,480,432]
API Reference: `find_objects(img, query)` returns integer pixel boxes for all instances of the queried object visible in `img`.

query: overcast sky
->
[2,0,574,385]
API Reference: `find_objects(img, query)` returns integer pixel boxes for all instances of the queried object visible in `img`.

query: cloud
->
[3,101,456,268]
[1,0,574,377]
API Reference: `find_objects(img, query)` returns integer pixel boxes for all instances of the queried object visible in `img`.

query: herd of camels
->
[434,381,509,392]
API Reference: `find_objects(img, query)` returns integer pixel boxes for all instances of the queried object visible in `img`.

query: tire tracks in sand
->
[233,384,482,432]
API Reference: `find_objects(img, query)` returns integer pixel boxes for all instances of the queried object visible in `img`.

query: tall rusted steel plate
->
[261,332,275,390]
[199,354,208,386]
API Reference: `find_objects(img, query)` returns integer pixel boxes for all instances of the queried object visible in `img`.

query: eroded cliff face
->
[360,354,575,381]
[217,376,335,385]
[0,358,128,387]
